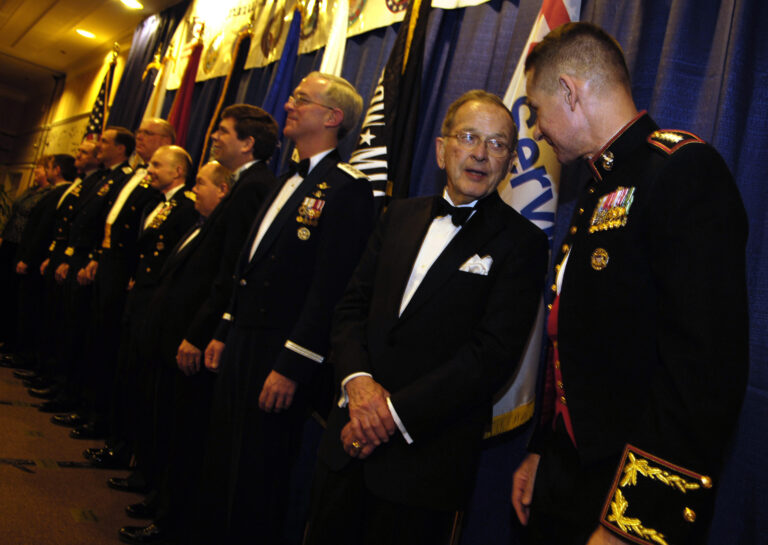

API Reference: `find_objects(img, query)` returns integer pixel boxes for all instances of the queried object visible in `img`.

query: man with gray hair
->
[198,71,374,544]
[304,89,547,545]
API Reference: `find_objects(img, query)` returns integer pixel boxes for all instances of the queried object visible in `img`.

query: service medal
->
[589,186,635,233]
[297,227,311,241]
[590,248,609,270]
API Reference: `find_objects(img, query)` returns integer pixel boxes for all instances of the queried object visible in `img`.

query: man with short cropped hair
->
[510,22,748,545]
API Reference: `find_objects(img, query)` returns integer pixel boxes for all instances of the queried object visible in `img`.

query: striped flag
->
[488,0,580,437]
[349,0,431,212]
[84,58,117,140]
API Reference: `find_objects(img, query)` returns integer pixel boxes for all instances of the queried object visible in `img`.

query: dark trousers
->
[303,459,458,545]
[0,241,20,349]
[525,420,614,545]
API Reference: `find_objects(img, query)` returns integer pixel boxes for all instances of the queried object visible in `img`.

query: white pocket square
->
[459,254,493,276]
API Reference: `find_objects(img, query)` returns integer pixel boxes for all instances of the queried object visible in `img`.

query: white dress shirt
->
[340,189,477,444]
[248,149,332,260]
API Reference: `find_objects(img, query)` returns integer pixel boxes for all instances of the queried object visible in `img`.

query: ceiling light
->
[76,29,95,39]
[120,0,144,9]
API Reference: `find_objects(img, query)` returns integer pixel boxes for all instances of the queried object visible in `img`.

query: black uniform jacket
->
[63,162,134,266]
[319,191,548,511]
[16,183,71,269]
[131,188,198,290]
[531,113,748,545]
[97,169,162,268]
[46,170,105,265]
[214,150,375,394]
[144,160,279,363]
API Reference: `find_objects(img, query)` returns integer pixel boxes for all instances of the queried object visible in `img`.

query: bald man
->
[86,146,199,496]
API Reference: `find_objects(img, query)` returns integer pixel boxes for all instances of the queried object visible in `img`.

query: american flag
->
[84,60,116,141]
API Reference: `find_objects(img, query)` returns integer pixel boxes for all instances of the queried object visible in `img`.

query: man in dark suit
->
[36,127,134,407]
[118,105,281,545]
[198,72,374,544]
[84,145,198,476]
[117,162,233,545]
[31,142,102,410]
[67,122,174,439]
[12,155,76,372]
[302,90,548,545]
[510,23,748,545]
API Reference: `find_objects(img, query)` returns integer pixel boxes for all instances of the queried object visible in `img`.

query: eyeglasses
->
[136,129,164,137]
[445,131,512,157]
[287,94,336,110]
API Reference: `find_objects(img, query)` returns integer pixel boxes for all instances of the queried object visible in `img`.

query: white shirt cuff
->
[337,372,373,407]
[387,397,413,444]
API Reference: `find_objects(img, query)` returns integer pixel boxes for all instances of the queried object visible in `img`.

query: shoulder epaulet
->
[184,190,196,202]
[647,130,704,155]
[336,162,368,180]
[122,165,133,174]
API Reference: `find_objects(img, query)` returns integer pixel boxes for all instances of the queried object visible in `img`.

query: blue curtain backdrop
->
[106,1,189,131]
[115,0,766,542]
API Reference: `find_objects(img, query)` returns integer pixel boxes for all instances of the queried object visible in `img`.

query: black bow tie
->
[288,158,310,178]
[432,198,474,226]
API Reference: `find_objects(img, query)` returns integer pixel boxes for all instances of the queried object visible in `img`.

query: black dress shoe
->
[125,500,156,519]
[51,412,85,428]
[12,369,38,379]
[38,398,79,413]
[85,447,131,469]
[23,376,54,389]
[108,476,148,493]
[118,523,171,544]
[84,446,108,458]
[69,421,106,439]
[0,355,17,368]
[28,386,60,399]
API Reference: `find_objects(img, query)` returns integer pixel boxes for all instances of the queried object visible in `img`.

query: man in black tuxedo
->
[510,23,748,545]
[303,90,548,545]
[118,162,233,545]
[198,72,374,544]
[118,105,281,545]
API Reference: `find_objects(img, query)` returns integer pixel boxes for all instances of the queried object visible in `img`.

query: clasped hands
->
[202,339,297,413]
[342,376,396,460]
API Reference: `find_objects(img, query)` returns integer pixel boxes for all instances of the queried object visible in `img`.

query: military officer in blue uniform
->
[199,72,375,544]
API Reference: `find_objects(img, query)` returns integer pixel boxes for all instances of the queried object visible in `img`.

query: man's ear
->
[435,137,446,170]
[240,135,255,156]
[324,108,344,130]
[559,74,578,111]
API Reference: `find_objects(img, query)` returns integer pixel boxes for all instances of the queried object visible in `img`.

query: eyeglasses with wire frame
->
[444,131,512,157]
[287,94,336,110]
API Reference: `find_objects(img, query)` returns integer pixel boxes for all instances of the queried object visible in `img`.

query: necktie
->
[288,158,310,178]
[432,197,474,226]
